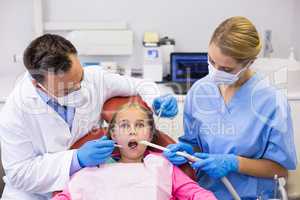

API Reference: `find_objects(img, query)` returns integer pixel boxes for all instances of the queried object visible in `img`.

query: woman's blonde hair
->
[107,103,157,140]
[210,16,262,63]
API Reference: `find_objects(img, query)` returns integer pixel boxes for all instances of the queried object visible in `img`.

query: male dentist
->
[0,34,178,199]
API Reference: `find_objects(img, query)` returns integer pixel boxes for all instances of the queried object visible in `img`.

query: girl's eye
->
[136,123,145,128]
[120,123,130,129]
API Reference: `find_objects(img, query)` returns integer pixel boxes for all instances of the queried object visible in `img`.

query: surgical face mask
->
[38,83,89,108]
[56,88,89,107]
[207,60,248,85]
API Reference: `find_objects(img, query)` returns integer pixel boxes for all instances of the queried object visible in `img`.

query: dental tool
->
[139,140,196,160]
[114,144,123,148]
[139,140,241,200]
[156,108,163,126]
[156,93,173,126]
[272,175,288,200]
[274,174,279,199]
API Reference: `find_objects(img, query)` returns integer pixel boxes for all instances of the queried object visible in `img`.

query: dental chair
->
[70,95,196,179]
[52,96,196,197]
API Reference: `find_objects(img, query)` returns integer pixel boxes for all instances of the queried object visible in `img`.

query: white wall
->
[293,0,300,60]
[0,0,297,100]
[0,0,35,100]
[44,0,296,69]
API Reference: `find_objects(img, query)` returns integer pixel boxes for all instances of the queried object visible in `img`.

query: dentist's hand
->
[152,95,178,118]
[77,136,115,167]
[191,153,239,179]
[163,142,194,166]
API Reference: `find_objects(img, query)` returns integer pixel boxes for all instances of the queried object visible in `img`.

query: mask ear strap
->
[31,79,38,87]
[243,58,255,68]
[32,80,48,92]
[34,81,59,101]
[35,82,47,93]
[247,59,256,69]
[237,58,255,76]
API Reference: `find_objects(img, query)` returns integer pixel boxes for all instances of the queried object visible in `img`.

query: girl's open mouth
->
[128,140,138,149]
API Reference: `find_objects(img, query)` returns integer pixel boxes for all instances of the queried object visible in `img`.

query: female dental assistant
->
[164,16,297,199]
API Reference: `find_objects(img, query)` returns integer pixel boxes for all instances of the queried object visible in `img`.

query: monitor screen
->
[171,52,208,83]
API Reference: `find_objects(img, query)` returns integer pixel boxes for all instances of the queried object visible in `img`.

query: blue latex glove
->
[77,136,115,167]
[152,95,178,118]
[191,153,239,179]
[163,142,194,166]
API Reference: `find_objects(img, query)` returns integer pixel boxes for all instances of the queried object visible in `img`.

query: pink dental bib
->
[68,153,173,200]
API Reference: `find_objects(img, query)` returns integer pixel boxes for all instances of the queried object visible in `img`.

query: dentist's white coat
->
[0,67,159,200]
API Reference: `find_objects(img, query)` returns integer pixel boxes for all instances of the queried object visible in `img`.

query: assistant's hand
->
[192,153,239,179]
[152,94,178,118]
[77,136,115,167]
[163,142,194,166]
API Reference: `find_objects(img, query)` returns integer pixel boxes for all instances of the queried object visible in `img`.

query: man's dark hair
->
[23,34,77,83]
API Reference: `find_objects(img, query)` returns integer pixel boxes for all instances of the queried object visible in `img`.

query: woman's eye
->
[221,68,233,73]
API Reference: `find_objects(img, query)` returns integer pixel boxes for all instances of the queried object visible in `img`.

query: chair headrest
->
[101,95,151,123]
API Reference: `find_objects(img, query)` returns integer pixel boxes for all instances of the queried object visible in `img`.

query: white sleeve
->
[0,103,74,193]
[101,71,161,108]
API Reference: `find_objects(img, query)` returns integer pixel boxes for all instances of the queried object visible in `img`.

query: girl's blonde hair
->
[107,103,157,140]
[210,16,262,63]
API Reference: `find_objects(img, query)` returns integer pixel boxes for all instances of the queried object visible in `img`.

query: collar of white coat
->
[7,72,52,115]
[19,72,40,99]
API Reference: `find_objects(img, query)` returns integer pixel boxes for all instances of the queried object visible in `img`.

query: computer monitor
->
[170,52,208,84]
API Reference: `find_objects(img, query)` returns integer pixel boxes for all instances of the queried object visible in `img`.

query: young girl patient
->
[52,103,217,200]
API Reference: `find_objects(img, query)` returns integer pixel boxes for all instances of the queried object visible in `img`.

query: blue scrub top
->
[180,73,297,199]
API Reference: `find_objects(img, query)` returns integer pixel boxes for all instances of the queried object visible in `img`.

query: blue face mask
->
[207,60,249,85]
